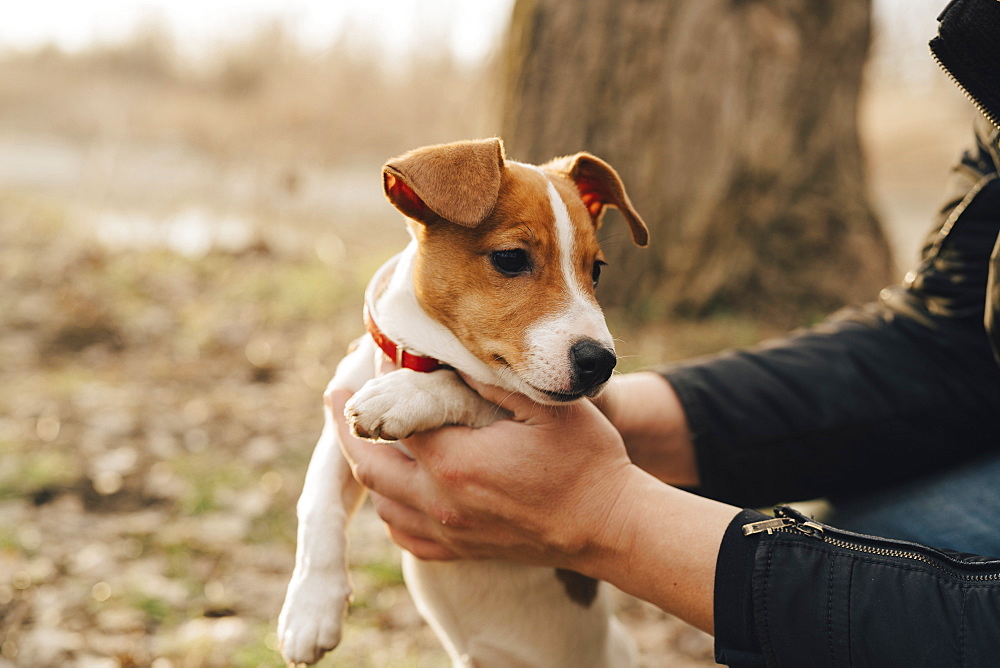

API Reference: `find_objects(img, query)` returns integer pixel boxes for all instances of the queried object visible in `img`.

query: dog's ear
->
[383,138,505,228]
[544,153,649,247]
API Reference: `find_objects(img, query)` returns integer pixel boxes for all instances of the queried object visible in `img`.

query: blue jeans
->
[829,450,1000,558]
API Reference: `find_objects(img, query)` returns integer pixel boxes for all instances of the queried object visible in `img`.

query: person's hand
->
[334,376,638,574]
[334,373,738,633]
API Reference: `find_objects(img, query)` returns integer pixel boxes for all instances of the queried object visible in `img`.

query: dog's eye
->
[490,249,530,276]
[592,260,606,288]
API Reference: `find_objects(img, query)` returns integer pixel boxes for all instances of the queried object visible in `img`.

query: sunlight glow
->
[0,0,515,64]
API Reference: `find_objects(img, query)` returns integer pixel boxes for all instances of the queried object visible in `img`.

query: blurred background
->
[0,0,975,666]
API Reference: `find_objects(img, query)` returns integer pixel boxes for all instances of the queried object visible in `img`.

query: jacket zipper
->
[931,49,1000,132]
[743,506,1000,582]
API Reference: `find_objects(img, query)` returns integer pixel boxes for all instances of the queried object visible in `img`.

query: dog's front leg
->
[346,368,509,441]
[278,342,373,665]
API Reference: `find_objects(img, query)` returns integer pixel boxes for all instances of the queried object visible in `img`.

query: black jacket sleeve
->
[659,126,1000,508]
[714,506,1000,667]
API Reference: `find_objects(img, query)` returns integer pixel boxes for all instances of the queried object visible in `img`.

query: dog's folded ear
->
[383,138,505,228]
[544,153,649,247]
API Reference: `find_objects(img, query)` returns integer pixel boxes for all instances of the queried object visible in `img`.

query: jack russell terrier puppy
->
[278,137,649,667]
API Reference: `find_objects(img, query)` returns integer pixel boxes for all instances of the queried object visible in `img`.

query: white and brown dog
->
[278,138,648,667]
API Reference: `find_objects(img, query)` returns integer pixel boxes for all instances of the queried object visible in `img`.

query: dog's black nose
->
[570,339,617,392]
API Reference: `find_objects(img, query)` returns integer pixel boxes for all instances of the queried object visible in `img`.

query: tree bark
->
[502,0,892,323]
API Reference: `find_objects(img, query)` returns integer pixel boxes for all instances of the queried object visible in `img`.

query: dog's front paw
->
[345,373,434,441]
[278,571,350,665]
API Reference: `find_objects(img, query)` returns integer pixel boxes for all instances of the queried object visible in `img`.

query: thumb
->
[458,373,541,419]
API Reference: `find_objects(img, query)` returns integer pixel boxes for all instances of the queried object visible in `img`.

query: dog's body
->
[278,138,648,667]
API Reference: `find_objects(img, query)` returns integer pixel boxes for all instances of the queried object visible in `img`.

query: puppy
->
[278,138,648,667]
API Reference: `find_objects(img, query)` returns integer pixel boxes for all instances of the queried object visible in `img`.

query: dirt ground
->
[0,21,979,668]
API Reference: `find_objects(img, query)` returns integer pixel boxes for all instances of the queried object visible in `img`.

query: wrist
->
[574,465,737,633]
[572,463,649,574]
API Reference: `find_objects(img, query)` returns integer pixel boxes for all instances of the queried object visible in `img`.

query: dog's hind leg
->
[278,337,376,665]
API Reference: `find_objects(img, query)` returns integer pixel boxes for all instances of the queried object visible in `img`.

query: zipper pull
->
[742,515,827,538]
[742,517,796,536]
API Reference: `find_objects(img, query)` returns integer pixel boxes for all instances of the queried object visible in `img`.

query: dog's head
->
[382,138,648,404]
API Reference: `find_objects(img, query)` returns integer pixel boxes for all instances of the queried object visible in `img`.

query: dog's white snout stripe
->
[516,174,615,395]
[542,177,613,346]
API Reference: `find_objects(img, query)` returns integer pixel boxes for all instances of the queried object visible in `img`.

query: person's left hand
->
[334,376,638,573]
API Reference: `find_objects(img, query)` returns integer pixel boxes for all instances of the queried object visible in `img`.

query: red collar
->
[363,256,443,373]
[364,304,442,372]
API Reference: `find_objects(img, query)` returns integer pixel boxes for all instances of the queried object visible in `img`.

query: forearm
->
[570,465,738,633]
[596,372,700,487]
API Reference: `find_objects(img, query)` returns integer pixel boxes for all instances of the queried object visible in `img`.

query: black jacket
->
[660,1,1000,665]
[715,507,1000,667]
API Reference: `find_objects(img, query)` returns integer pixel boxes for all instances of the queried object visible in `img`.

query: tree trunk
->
[502,0,892,323]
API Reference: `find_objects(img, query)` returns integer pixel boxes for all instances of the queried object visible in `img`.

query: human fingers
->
[369,491,435,541]
[386,525,460,561]
[328,389,423,504]
[368,491,461,560]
